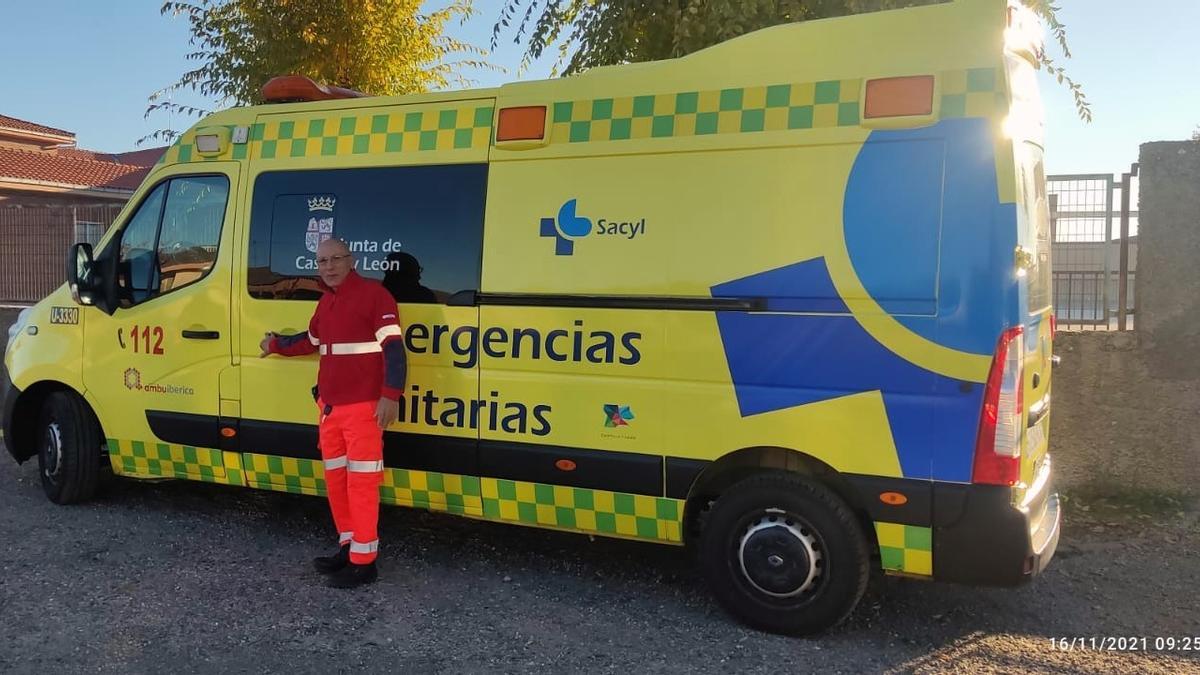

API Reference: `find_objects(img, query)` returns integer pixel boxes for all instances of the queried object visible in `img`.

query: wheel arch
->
[7,381,98,463]
[681,446,876,548]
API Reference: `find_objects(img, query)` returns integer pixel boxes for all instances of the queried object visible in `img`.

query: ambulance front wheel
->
[698,472,869,635]
[37,391,102,505]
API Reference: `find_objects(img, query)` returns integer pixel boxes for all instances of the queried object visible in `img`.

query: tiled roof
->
[0,114,74,139]
[110,147,167,167]
[55,148,106,162]
[0,146,149,191]
[58,147,165,167]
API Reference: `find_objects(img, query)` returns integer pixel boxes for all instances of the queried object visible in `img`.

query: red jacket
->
[269,270,406,405]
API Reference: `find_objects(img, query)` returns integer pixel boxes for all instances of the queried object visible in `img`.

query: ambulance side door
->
[82,166,238,479]
[238,162,487,511]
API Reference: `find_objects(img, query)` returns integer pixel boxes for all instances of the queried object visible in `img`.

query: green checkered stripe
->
[939,67,1004,119]
[161,103,495,164]
[380,469,481,516]
[480,478,683,543]
[547,67,1003,145]
[236,454,683,544]
[243,453,325,496]
[106,438,242,485]
[239,456,481,512]
[875,522,933,576]
[550,78,863,145]
[254,104,495,160]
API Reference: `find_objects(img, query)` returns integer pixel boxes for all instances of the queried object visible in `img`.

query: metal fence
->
[0,205,123,305]
[1048,169,1139,331]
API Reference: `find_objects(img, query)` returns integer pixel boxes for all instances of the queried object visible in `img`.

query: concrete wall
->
[1051,332,1200,497]
[1136,142,1200,378]
[1043,143,1200,498]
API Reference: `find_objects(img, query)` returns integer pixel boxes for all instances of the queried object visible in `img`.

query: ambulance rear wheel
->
[698,472,869,635]
[37,391,102,505]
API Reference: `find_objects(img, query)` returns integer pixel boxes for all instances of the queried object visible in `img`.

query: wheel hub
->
[738,509,822,598]
[42,422,64,483]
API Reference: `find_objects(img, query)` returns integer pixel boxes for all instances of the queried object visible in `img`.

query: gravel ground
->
[3,310,1198,674]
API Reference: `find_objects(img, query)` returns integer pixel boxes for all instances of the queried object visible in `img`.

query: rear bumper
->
[933,457,1061,586]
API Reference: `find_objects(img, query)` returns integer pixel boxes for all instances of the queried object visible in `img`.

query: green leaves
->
[144,0,489,144]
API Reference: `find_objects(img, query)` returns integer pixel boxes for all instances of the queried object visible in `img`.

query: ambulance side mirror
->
[67,243,117,315]
[67,243,96,306]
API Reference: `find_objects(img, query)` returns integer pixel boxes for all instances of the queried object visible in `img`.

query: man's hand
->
[259,332,278,358]
[376,397,400,429]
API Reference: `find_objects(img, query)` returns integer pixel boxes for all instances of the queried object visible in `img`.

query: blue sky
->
[1,0,1195,175]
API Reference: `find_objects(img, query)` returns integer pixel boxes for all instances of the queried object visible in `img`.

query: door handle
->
[182,330,220,340]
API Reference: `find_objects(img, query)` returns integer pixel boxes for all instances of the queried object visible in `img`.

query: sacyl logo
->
[539,199,646,256]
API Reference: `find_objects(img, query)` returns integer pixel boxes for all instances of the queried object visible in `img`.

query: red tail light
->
[973,326,1025,486]
[1048,313,1057,339]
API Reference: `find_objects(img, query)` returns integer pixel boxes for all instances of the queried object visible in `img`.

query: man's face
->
[315,240,353,288]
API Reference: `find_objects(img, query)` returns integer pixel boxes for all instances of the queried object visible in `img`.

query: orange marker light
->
[864,76,935,119]
[555,459,577,472]
[879,491,908,506]
[496,106,546,142]
[220,427,237,438]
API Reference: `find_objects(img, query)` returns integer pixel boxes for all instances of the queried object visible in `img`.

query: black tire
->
[698,472,869,635]
[36,391,102,504]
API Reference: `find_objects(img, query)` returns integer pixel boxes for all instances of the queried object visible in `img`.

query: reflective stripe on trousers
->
[350,540,379,555]
[348,459,384,473]
[317,399,383,564]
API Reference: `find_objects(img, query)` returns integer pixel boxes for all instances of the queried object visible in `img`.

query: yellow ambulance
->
[3,0,1059,634]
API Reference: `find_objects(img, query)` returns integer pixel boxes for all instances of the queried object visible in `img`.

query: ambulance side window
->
[115,175,230,307]
[157,176,229,294]
[118,184,166,304]
[247,164,486,302]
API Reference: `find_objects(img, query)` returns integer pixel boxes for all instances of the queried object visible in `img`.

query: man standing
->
[260,238,406,588]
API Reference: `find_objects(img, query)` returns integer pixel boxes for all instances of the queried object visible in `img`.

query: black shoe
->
[312,544,350,575]
[327,562,378,589]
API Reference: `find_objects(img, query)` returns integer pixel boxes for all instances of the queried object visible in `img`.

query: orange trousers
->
[318,400,383,564]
